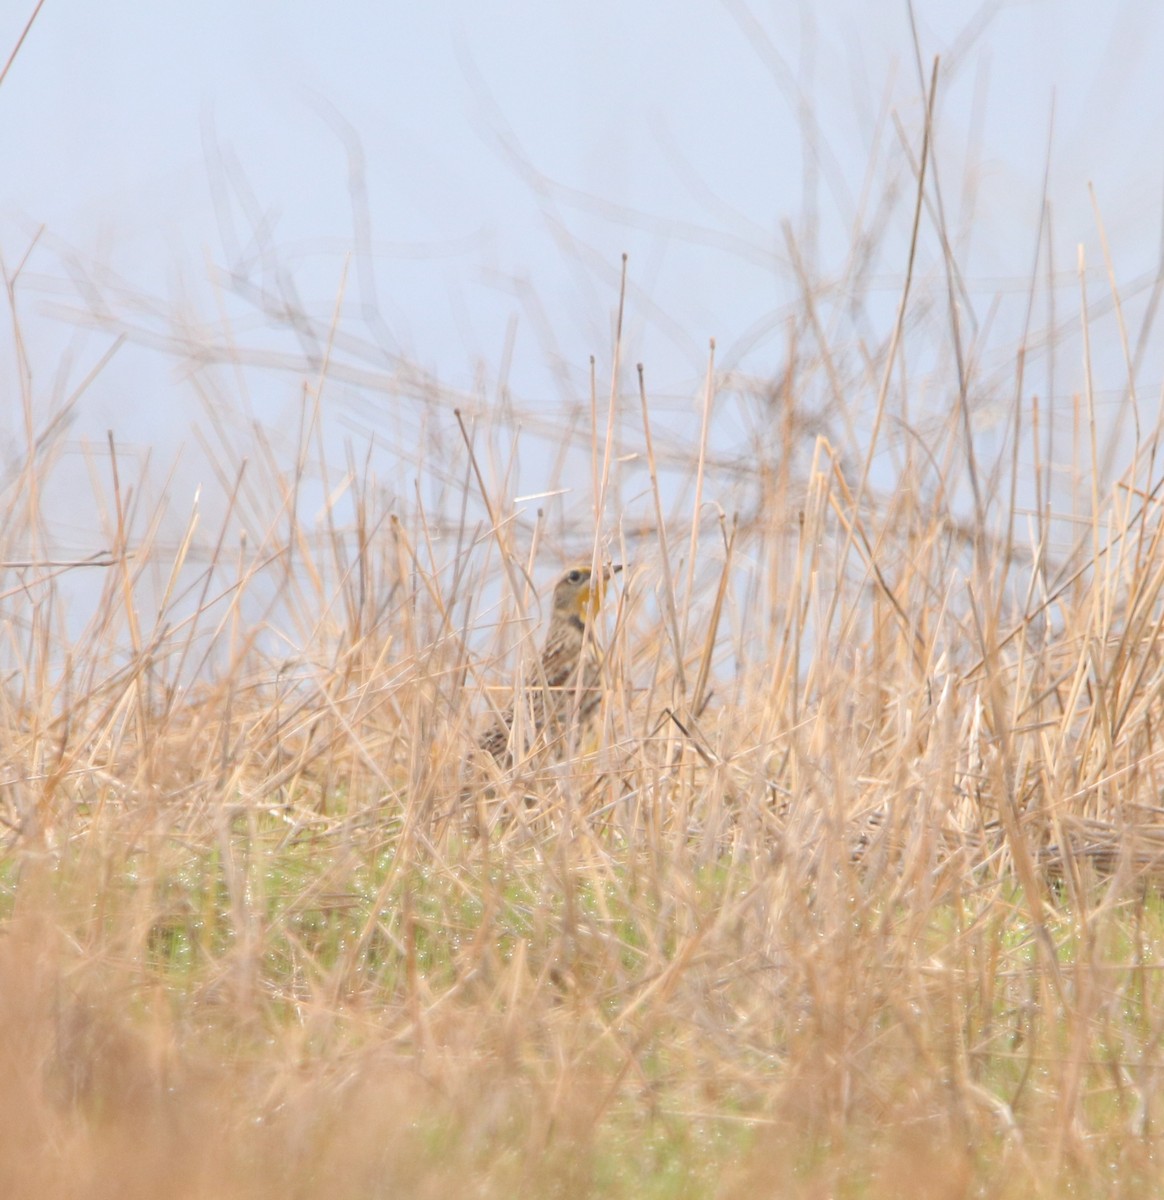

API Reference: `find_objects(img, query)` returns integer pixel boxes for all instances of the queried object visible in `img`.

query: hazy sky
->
[2,1,1162,552]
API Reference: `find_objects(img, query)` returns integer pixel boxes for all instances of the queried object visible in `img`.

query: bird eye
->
[567,569,583,584]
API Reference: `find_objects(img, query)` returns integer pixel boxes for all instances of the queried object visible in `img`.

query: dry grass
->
[8,110,1164,1200]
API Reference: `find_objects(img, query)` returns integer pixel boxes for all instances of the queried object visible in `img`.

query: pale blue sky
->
[2,1,1162,557]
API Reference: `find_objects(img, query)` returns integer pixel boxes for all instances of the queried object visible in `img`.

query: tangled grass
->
[6,103,1164,1199]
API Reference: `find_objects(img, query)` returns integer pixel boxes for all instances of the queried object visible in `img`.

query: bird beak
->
[606,563,623,579]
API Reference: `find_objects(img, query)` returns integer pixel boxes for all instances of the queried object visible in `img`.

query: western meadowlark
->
[477,562,621,765]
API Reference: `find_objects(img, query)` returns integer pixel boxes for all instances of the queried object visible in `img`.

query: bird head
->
[552,562,621,624]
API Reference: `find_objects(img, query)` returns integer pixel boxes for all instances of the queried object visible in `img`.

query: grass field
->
[7,117,1164,1198]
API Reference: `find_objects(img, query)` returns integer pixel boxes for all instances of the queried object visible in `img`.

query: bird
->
[476,562,621,766]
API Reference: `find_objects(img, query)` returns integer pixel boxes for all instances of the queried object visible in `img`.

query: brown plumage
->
[477,563,620,764]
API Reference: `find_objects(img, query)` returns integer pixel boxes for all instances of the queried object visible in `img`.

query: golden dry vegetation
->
[6,108,1164,1200]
